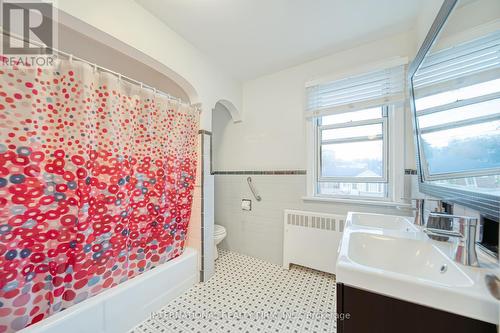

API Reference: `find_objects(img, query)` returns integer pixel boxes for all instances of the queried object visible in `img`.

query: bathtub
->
[20,248,199,333]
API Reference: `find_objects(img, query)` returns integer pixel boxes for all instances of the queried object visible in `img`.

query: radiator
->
[283,209,345,274]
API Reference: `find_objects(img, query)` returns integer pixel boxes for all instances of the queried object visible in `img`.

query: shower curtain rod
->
[1,29,201,112]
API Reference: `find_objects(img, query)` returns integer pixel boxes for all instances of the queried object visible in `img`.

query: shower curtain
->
[0,59,199,332]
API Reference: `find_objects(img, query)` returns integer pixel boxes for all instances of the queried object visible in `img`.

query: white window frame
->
[412,29,500,183]
[316,107,388,185]
[416,90,500,181]
[306,104,406,204]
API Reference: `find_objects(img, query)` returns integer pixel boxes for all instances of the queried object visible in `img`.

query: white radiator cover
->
[283,209,345,274]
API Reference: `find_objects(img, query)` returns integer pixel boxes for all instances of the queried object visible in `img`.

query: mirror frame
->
[408,0,500,221]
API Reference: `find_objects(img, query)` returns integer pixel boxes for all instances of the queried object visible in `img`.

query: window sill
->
[302,196,412,208]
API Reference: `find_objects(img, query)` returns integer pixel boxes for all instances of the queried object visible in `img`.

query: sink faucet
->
[424,213,479,267]
[402,198,442,226]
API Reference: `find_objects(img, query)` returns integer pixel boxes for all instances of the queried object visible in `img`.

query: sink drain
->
[440,264,447,273]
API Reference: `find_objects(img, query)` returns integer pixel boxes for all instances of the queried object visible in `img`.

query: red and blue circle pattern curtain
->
[0,59,199,332]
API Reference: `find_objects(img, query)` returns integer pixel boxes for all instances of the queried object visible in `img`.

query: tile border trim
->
[214,168,414,175]
[199,131,205,282]
[198,130,213,174]
[214,169,414,175]
[212,170,307,175]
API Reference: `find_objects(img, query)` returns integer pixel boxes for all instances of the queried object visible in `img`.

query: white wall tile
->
[202,133,215,280]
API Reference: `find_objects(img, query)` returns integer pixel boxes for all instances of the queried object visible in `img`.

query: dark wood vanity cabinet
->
[336,283,496,333]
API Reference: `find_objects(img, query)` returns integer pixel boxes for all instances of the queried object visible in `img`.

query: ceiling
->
[136,0,421,81]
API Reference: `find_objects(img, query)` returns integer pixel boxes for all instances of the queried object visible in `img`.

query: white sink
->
[347,232,473,287]
[348,212,417,231]
[337,212,497,325]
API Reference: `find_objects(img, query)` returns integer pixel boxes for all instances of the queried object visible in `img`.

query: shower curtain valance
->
[0,58,199,332]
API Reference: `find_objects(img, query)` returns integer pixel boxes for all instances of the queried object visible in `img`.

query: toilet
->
[214,224,227,260]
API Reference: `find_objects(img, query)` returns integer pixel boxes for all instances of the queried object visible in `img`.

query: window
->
[305,63,406,201]
[414,79,500,194]
[316,107,388,198]
[412,31,500,195]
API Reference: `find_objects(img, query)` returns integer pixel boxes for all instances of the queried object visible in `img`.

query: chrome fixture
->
[412,199,425,226]
[425,206,453,242]
[485,274,500,301]
[403,198,442,226]
[424,213,479,267]
[246,177,262,201]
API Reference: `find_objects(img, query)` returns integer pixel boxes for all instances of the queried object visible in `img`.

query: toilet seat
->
[214,224,227,260]
[214,224,226,236]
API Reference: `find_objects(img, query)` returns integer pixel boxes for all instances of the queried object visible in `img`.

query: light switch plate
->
[241,199,252,211]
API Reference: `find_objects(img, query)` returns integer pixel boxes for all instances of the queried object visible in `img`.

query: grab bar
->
[247,177,262,201]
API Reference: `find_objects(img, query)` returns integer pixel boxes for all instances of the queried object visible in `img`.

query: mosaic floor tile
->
[130,249,337,333]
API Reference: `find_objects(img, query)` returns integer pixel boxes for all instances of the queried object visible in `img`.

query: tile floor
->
[130,249,337,333]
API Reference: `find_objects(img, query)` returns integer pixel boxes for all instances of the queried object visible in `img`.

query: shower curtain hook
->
[69,54,73,63]
[117,74,122,81]
[93,63,98,72]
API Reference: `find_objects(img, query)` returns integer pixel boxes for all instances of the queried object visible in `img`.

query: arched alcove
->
[214,99,242,123]
[211,99,241,171]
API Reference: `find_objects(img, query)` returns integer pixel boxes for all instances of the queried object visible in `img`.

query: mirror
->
[409,0,500,220]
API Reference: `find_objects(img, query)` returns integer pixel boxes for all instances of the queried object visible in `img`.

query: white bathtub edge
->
[20,248,199,333]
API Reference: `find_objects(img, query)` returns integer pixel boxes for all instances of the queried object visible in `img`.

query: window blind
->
[305,64,406,118]
[413,30,500,98]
